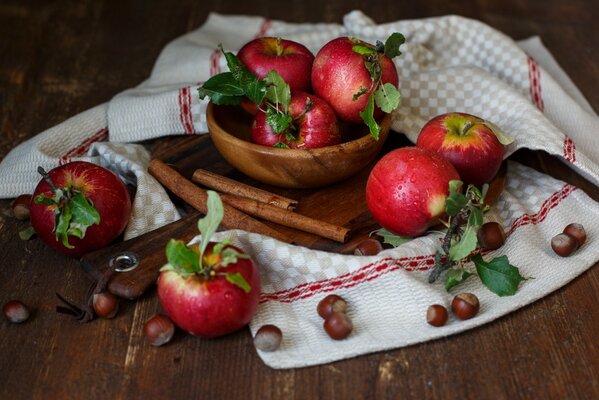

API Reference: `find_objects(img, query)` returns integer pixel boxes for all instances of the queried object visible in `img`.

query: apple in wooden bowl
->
[206,102,391,189]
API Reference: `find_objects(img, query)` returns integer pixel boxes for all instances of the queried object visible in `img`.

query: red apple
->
[237,37,315,92]
[251,91,340,149]
[311,37,399,124]
[366,147,460,237]
[416,113,507,187]
[30,161,131,257]
[157,241,260,338]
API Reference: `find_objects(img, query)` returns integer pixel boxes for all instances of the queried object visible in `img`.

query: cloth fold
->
[1,10,598,368]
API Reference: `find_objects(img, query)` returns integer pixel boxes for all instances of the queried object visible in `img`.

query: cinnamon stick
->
[148,159,292,243]
[192,168,298,210]
[218,192,350,243]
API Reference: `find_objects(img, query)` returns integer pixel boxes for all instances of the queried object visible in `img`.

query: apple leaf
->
[54,203,74,249]
[371,228,412,247]
[163,239,200,276]
[352,44,376,56]
[445,180,466,217]
[273,142,290,149]
[265,107,293,134]
[70,191,100,232]
[445,267,474,291]
[219,247,250,268]
[374,82,401,113]
[384,32,406,59]
[467,205,483,227]
[472,254,526,296]
[197,191,224,269]
[264,70,291,113]
[483,120,514,145]
[359,94,381,140]
[198,73,245,105]
[448,224,477,261]
[225,272,252,293]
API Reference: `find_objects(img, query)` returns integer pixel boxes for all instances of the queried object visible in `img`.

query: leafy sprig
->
[33,167,100,249]
[198,44,305,142]
[376,180,527,296]
[160,191,252,293]
[350,32,405,139]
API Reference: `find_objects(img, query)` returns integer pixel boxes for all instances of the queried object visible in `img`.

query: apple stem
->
[37,166,58,193]
[461,122,474,136]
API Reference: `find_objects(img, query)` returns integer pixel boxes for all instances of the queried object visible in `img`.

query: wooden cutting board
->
[79,131,506,299]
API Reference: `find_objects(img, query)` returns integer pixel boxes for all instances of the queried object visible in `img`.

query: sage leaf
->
[472,254,526,296]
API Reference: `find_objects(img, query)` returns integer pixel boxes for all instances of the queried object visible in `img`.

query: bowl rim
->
[206,102,391,157]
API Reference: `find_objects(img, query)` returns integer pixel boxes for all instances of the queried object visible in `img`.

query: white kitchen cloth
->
[1,11,598,368]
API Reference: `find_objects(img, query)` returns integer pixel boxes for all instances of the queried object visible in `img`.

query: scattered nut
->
[354,238,383,256]
[563,223,586,247]
[451,293,480,320]
[477,221,506,250]
[11,194,32,221]
[92,292,119,319]
[317,294,347,319]
[323,311,353,340]
[144,314,175,346]
[3,300,30,323]
[551,233,578,257]
[254,324,282,352]
[426,304,448,327]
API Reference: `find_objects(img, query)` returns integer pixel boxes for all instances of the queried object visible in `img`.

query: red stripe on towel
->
[59,127,109,165]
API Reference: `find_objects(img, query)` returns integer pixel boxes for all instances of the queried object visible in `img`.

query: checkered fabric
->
[1,11,598,368]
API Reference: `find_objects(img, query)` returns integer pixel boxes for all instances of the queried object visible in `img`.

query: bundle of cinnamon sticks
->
[148,159,351,244]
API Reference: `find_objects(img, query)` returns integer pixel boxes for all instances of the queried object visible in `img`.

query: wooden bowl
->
[206,103,391,189]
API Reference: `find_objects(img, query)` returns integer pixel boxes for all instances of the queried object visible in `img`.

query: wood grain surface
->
[1,1,599,399]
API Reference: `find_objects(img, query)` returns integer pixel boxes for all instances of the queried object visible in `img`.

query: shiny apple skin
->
[416,112,504,187]
[157,243,261,338]
[366,146,460,237]
[311,37,398,124]
[29,161,131,258]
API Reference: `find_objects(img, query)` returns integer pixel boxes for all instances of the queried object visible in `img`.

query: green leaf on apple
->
[483,120,514,145]
[352,44,376,56]
[54,202,74,249]
[445,180,466,217]
[383,32,406,59]
[273,142,290,149]
[225,272,252,293]
[70,191,100,231]
[374,82,401,114]
[359,94,381,140]
[445,267,474,291]
[264,70,291,113]
[197,191,224,269]
[472,254,526,296]
[265,107,293,134]
[371,227,412,247]
[163,239,200,276]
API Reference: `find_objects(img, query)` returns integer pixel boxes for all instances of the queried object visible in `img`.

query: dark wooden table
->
[1,1,599,399]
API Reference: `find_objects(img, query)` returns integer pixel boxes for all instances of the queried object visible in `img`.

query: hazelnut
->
[254,324,282,352]
[317,294,347,319]
[3,300,30,323]
[11,194,32,221]
[144,314,175,346]
[323,311,353,340]
[477,221,506,250]
[451,293,480,320]
[563,223,586,247]
[426,304,448,327]
[354,238,383,256]
[551,233,578,257]
[92,292,119,319]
